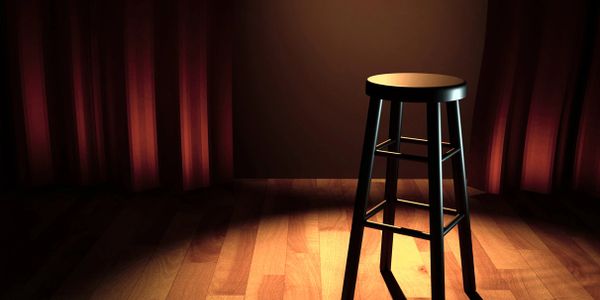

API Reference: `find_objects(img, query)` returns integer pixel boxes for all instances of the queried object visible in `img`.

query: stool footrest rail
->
[365,220,431,240]
[374,148,460,162]
[395,198,458,215]
[364,198,458,221]
[443,214,465,235]
[375,143,460,163]
[375,136,453,150]
[362,198,464,239]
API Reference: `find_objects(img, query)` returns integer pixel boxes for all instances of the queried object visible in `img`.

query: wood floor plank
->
[89,194,180,300]
[127,212,201,300]
[480,199,548,251]
[316,179,352,300]
[353,181,390,300]
[584,284,600,300]
[5,179,600,300]
[257,274,285,300]
[90,245,154,300]
[356,225,389,300]
[284,180,322,300]
[9,193,120,299]
[245,179,289,300]
[318,230,348,299]
[469,207,530,269]
[498,269,553,299]
[477,289,517,300]
[443,250,469,300]
[207,181,264,296]
[409,179,435,252]
[520,249,593,299]
[53,194,144,299]
[166,262,219,300]
[166,197,233,300]
[315,179,353,232]
[528,224,600,290]
[389,223,430,298]
[446,224,509,290]
[285,252,322,300]
[392,181,440,297]
[571,236,600,298]
[245,215,288,298]
[574,236,600,266]
[205,296,245,300]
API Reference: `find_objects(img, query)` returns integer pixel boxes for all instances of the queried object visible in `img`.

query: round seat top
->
[366,73,467,102]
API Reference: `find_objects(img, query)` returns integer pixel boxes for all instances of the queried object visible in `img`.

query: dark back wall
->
[234,0,488,178]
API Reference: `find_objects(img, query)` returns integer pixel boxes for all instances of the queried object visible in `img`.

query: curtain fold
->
[469,0,600,197]
[2,0,233,191]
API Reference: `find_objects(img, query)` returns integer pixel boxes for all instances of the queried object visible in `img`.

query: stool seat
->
[366,73,467,102]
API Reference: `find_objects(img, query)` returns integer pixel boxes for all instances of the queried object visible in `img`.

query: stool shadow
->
[380,268,407,300]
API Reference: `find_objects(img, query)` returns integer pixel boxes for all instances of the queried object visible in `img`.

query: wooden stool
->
[341,73,479,300]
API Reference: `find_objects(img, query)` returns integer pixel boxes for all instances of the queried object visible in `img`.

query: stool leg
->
[447,101,478,298]
[427,102,445,300]
[342,97,383,300]
[379,101,407,299]
[380,101,403,272]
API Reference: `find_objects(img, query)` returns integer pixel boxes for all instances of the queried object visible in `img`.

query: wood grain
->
[244,180,289,300]
[127,212,200,300]
[284,180,322,300]
[206,181,263,297]
[166,198,232,300]
[2,179,599,300]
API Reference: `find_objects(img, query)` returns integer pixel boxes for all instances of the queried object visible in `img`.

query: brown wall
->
[233,0,488,178]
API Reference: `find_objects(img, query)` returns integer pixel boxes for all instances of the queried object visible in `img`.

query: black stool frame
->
[341,98,479,300]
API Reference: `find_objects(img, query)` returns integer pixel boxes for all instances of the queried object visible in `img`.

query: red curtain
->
[469,0,600,197]
[2,0,233,191]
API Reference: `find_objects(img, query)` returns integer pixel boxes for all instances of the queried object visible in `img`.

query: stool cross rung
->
[363,198,464,239]
[364,199,388,220]
[363,213,465,240]
[400,136,453,147]
[374,147,461,162]
[364,220,431,240]
[375,149,428,162]
[375,136,453,151]
[364,198,458,221]
[395,198,458,215]
[443,214,465,235]
[376,138,396,149]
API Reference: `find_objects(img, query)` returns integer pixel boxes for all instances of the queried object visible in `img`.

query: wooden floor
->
[1,179,599,299]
